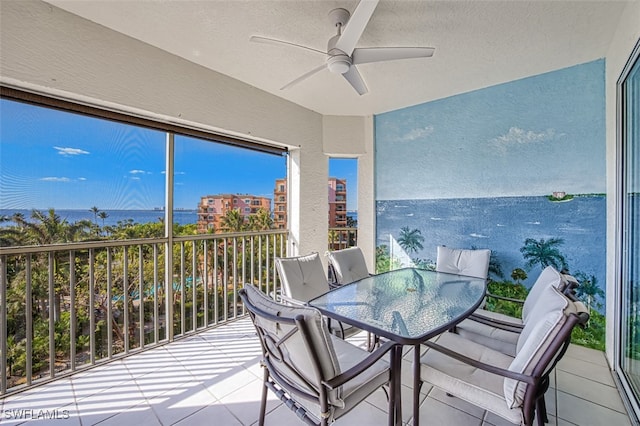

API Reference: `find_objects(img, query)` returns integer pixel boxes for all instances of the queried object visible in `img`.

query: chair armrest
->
[323,340,397,390]
[468,312,524,332]
[422,340,536,385]
[277,294,307,306]
[485,292,526,305]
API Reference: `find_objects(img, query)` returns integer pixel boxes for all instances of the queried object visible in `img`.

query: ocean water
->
[376,195,606,295]
[0,209,197,227]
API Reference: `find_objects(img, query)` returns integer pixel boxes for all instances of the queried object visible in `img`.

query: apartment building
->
[274,177,348,229]
[197,194,271,233]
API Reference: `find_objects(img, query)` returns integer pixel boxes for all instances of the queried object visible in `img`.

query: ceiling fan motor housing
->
[327,34,351,74]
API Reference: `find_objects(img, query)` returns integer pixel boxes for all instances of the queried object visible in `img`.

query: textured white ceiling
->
[46,0,627,116]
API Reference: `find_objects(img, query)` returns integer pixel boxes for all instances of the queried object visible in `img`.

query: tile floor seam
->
[424,384,486,423]
[556,389,629,417]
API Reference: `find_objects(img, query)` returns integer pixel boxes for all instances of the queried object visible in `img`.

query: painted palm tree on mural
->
[520,237,567,271]
[574,272,605,314]
[397,226,424,255]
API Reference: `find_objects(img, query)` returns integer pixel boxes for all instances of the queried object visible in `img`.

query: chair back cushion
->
[504,285,571,408]
[275,252,330,302]
[241,284,342,403]
[327,247,370,285]
[522,266,564,323]
[435,246,491,279]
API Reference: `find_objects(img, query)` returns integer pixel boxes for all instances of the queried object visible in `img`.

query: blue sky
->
[375,60,606,200]
[0,99,357,211]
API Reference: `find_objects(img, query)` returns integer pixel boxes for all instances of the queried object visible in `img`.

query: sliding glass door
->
[619,42,640,416]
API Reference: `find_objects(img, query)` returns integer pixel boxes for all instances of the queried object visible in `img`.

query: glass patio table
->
[308,267,486,426]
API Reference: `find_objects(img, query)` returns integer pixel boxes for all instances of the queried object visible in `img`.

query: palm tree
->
[220,208,246,233]
[0,215,23,247]
[247,208,273,231]
[397,226,424,255]
[89,206,100,225]
[520,237,567,271]
[98,211,109,227]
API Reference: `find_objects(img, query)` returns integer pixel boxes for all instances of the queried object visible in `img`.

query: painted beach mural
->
[374,60,606,321]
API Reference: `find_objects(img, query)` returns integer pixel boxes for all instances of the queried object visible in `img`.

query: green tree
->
[247,208,273,231]
[98,211,109,229]
[511,268,528,284]
[220,209,246,233]
[520,237,567,271]
[90,206,100,224]
[0,215,24,246]
[397,226,424,255]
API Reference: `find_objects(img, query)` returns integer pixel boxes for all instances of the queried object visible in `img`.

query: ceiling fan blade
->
[342,66,368,95]
[280,64,327,90]
[352,47,435,65]
[250,35,326,55]
[334,0,379,56]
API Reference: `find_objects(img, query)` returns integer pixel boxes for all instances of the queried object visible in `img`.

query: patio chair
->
[418,284,589,426]
[275,252,358,339]
[435,245,491,279]
[239,284,397,426]
[326,247,371,287]
[455,266,578,356]
[326,246,378,349]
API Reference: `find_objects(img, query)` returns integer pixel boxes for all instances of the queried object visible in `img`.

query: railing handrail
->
[0,229,287,255]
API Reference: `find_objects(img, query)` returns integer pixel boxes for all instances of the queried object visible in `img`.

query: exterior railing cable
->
[0,230,287,395]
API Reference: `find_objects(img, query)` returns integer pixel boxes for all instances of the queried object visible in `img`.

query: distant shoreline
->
[376,193,606,203]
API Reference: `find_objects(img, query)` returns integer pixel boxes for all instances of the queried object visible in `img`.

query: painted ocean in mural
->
[374,59,606,316]
[376,195,606,293]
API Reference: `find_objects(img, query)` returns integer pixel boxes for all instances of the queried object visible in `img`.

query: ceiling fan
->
[250,0,435,95]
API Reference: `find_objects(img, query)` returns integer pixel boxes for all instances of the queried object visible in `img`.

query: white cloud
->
[129,169,148,175]
[40,177,71,182]
[396,126,434,142]
[491,127,557,146]
[54,146,89,156]
[131,176,141,180]
[78,177,87,181]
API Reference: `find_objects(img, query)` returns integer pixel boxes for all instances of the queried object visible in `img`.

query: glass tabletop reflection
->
[309,268,486,344]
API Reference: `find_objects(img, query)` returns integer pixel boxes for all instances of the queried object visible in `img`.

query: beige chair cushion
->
[455,319,520,356]
[456,266,565,356]
[435,246,491,279]
[243,284,389,422]
[275,253,357,338]
[327,247,370,285]
[242,284,341,401]
[504,285,570,408]
[521,266,563,323]
[275,252,329,302]
[420,332,523,424]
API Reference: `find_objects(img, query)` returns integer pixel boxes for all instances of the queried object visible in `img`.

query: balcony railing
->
[0,230,287,396]
[328,227,357,251]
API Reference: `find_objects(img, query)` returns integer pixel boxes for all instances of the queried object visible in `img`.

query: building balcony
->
[0,317,630,426]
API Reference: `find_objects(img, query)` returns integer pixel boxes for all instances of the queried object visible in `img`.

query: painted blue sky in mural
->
[375,60,605,200]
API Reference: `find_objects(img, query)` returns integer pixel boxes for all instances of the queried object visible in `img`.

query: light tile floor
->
[0,318,632,426]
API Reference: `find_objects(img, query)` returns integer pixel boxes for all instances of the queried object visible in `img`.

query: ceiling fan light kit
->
[250,0,435,95]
